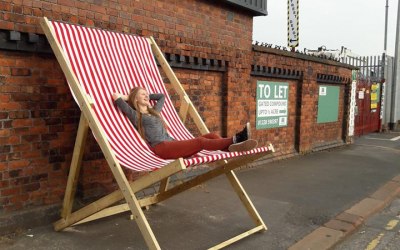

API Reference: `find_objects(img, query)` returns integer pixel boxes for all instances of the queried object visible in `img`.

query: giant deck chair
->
[40,17,275,249]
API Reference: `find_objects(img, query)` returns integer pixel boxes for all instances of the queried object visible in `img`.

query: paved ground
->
[0,132,399,250]
[335,197,400,250]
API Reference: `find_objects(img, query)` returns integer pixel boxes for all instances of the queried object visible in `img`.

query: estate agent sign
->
[256,81,289,129]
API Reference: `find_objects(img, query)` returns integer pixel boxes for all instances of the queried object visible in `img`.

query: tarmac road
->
[0,132,399,250]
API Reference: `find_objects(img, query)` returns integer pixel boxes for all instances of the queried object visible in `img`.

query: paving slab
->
[288,227,343,250]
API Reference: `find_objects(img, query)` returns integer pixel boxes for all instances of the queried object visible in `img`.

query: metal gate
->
[343,55,383,136]
[354,78,381,136]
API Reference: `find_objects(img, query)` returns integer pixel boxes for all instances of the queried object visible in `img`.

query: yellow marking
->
[385,219,399,230]
[365,233,384,250]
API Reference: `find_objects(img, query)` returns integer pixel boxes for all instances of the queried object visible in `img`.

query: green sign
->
[256,81,289,129]
[317,85,339,123]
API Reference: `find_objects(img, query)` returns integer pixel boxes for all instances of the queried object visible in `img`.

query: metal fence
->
[341,55,383,82]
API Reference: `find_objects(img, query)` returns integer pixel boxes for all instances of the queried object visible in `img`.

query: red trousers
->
[153,133,233,159]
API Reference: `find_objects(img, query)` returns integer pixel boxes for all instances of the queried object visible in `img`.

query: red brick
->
[14,23,36,33]
[9,110,30,119]
[21,150,41,159]
[9,193,29,204]
[22,183,40,192]
[29,126,48,134]
[0,2,12,11]
[1,187,20,197]
[0,111,8,119]
[0,102,21,110]
[0,20,14,30]
[12,119,32,128]
[0,180,9,189]
[3,13,25,23]
[0,129,10,137]
[8,159,30,169]
[12,143,32,152]
[7,135,21,145]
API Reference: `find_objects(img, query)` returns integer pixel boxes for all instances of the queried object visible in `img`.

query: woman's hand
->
[112,93,128,101]
[112,93,121,101]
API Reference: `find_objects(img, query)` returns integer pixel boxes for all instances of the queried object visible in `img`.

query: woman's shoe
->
[233,122,251,143]
[228,139,258,152]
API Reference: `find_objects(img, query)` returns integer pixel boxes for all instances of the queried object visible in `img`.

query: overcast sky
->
[253,0,399,56]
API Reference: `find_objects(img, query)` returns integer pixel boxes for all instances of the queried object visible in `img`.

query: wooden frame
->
[40,17,275,250]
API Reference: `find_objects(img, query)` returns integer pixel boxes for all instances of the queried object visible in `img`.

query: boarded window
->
[317,85,340,123]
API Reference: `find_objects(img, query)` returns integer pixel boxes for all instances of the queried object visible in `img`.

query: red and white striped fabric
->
[51,21,271,171]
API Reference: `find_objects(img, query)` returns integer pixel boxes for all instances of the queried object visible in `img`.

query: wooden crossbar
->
[54,158,185,231]
[208,225,265,250]
[140,151,271,207]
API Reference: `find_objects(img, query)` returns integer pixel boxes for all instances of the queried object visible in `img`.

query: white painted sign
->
[358,91,364,99]
[319,86,327,96]
[380,82,385,119]
[287,0,299,47]
[256,81,289,129]
[348,80,356,136]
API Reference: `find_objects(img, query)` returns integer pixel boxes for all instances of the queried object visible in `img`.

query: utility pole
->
[390,0,400,130]
[381,0,389,131]
[383,0,389,81]
[385,1,389,55]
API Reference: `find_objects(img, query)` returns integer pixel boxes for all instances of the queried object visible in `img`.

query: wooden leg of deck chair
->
[225,171,267,230]
[158,177,170,193]
[115,178,160,249]
[205,171,267,250]
[61,113,89,219]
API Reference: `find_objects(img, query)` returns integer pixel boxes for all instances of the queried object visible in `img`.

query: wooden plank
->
[140,151,272,207]
[130,158,185,191]
[148,37,186,98]
[225,171,267,230]
[158,177,170,193]
[55,187,123,231]
[53,158,185,231]
[178,95,190,123]
[207,225,265,250]
[139,195,159,207]
[72,198,156,226]
[40,17,161,250]
[149,37,209,135]
[61,113,89,218]
[187,103,209,135]
[267,143,275,152]
[73,203,129,226]
[73,192,165,226]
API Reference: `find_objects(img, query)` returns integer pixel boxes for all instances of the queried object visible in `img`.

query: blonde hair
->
[128,87,166,140]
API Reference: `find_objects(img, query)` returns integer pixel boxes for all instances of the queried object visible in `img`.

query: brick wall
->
[252,48,353,153]
[0,50,79,210]
[0,0,353,214]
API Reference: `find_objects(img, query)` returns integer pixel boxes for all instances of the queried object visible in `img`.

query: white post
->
[390,0,400,130]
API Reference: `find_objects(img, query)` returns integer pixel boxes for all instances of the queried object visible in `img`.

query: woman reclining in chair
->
[112,87,257,159]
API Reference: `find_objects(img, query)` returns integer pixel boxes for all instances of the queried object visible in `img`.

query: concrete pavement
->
[335,197,400,249]
[0,132,399,249]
